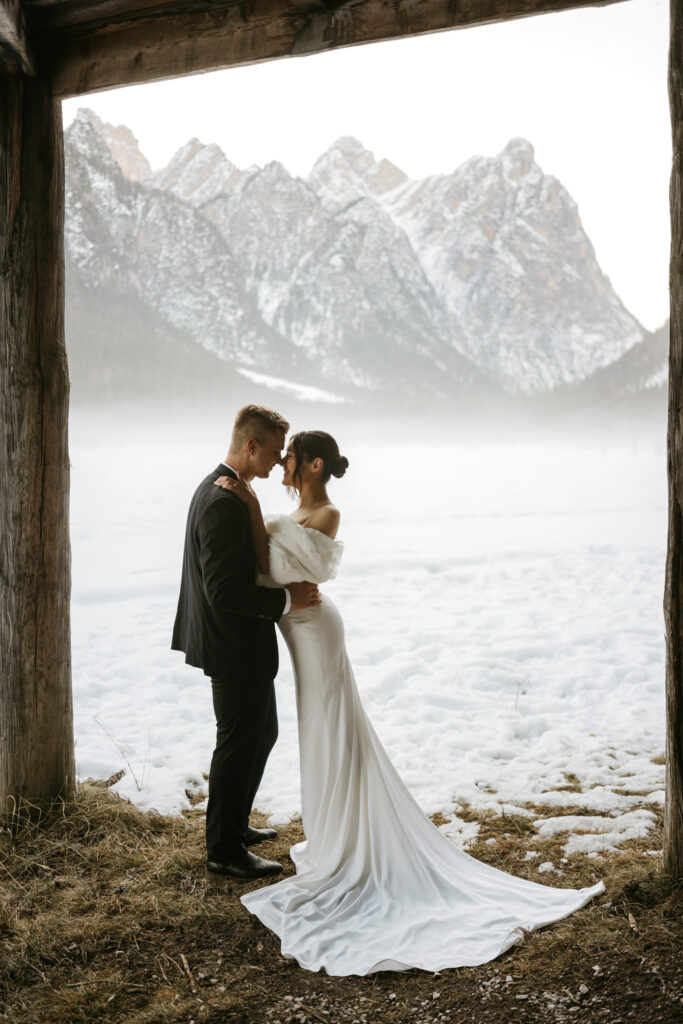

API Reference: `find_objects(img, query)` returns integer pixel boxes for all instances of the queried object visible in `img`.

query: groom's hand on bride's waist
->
[287,581,321,611]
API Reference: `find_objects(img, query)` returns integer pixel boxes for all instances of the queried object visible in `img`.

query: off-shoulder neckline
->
[267,512,341,545]
[291,515,340,544]
[302,524,340,542]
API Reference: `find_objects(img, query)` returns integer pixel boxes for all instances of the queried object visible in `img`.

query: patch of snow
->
[437,814,480,849]
[236,368,348,404]
[69,434,666,851]
[533,809,658,856]
[643,365,667,389]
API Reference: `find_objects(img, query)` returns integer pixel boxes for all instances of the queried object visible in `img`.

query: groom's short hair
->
[231,404,289,450]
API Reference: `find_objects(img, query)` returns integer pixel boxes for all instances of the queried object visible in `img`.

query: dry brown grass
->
[0,782,681,1024]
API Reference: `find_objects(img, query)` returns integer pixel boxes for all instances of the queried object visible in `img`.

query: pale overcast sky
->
[62,0,671,331]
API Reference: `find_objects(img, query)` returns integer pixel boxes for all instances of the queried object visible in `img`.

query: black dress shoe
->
[206,850,283,880]
[245,825,278,846]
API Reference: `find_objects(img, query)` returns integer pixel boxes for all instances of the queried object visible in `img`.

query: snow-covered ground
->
[70,421,666,855]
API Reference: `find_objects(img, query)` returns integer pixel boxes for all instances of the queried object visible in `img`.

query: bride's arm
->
[214,476,270,574]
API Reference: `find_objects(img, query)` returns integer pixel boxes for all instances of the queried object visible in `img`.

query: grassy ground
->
[1,782,681,1024]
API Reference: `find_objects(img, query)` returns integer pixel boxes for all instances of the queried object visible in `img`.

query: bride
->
[214,430,604,977]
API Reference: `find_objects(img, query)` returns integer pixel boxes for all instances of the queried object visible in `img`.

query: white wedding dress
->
[241,515,604,976]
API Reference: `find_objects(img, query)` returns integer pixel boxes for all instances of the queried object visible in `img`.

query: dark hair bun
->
[289,430,347,486]
[332,455,349,479]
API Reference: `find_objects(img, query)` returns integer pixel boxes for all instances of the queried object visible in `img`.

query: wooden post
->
[665,0,683,877]
[0,0,34,75]
[0,71,74,809]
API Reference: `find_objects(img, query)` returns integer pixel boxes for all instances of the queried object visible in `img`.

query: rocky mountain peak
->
[259,159,293,182]
[500,137,535,180]
[322,135,374,162]
[163,137,206,171]
[150,137,207,187]
[73,107,152,183]
[308,136,409,211]
[151,138,242,206]
[371,157,409,194]
[383,138,643,393]
[66,112,122,176]
[63,115,647,402]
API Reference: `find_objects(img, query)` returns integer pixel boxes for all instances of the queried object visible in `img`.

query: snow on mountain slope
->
[64,111,647,401]
[77,108,153,184]
[203,165,483,391]
[308,135,409,211]
[382,138,643,393]
[65,112,294,373]
[150,138,246,207]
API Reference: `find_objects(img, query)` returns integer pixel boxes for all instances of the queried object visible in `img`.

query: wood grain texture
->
[0,73,74,808]
[664,0,683,878]
[43,0,629,99]
[0,0,34,73]
[24,0,185,33]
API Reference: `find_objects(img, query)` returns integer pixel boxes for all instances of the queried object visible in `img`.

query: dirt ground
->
[0,783,681,1024]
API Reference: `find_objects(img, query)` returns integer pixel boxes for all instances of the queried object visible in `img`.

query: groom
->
[172,404,320,879]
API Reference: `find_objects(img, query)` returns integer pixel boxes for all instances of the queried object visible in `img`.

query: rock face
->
[150,138,246,206]
[568,321,669,400]
[308,135,409,211]
[312,136,643,393]
[64,109,647,403]
[78,108,152,184]
[65,113,294,377]
[201,161,482,392]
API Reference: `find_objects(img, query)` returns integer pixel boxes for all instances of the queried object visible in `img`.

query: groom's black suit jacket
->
[172,465,287,682]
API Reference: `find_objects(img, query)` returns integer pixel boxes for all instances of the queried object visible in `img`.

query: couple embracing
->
[172,404,603,978]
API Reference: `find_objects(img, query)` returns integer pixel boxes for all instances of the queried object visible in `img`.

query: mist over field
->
[68,400,667,854]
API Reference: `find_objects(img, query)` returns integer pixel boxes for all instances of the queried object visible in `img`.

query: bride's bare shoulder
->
[295,503,340,539]
[310,505,340,539]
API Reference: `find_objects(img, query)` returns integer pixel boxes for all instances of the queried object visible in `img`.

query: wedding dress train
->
[240,515,604,976]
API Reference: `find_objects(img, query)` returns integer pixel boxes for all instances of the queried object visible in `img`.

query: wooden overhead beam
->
[25,0,177,33]
[43,0,630,100]
[0,0,34,73]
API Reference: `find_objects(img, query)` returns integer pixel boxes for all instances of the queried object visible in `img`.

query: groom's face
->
[252,429,286,479]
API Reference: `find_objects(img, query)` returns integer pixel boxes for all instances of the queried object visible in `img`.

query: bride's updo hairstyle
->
[288,431,349,495]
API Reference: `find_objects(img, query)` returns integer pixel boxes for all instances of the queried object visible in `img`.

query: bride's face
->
[282,443,318,493]
[281,446,297,490]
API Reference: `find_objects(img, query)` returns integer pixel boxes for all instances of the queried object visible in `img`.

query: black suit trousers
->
[206,673,278,862]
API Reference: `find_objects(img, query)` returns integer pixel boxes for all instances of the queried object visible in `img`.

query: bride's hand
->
[214,474,258,507]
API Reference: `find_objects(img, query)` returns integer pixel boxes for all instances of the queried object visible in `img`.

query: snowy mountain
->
[200,160,482,392]
[64,109,649,405]
[77,108,153,184]
[567,321,669,402]
[65,114,295,375]
[150,137,246,206]
[310,136,643,393]
[308,134,409,210]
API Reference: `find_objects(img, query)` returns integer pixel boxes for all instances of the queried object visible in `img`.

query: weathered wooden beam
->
[0,0,34,73]
[26,0,171,33]
[45,0,630,100]
[665,0,683,879]
[0,72,74,809]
